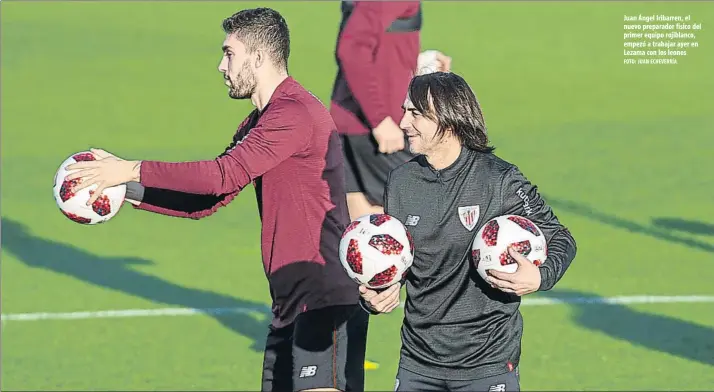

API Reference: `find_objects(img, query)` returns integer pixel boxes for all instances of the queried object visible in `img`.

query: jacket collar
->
[416,145,474,182]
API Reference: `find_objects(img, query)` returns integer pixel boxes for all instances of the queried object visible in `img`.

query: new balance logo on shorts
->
[488,383,506,392]
[299,365,317,378]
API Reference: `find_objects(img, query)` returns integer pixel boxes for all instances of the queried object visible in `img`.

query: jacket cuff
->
[538,265,555,291]
[125,181,145,202]
[359,297,380,315]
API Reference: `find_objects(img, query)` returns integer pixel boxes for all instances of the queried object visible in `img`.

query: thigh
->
[394,367,447,391]
[292,304,369,392]
[342,134,414,207]
[341,135,363,196]
[261,324,294,392]
[448,368,520,392]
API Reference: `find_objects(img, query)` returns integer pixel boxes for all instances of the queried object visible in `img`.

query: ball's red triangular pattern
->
[472,249,481,268]
[507,216,540,236]
[368,234,404,255]
[482,220,500,246]
[369,214,391,226]
[499,240,531,266]
[499,250,516,266]
[72,153,96,161]
[61,209,91,224]
[405,229,415,254]
[368,265,397,287]
[510,240,532,257]
[346,238,363,274]
[89,190,112,216]
[59,178,81,202]
[342,220,360,238]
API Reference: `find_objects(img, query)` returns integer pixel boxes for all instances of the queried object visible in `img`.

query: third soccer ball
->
[339,214,415,289]
[471,215,547,281]
[53,151,126,225]
[416,50,440,75]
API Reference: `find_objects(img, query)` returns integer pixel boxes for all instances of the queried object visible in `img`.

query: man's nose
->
[399,114,410,130]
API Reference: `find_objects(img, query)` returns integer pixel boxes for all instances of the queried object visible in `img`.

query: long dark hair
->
[407,72,494,153]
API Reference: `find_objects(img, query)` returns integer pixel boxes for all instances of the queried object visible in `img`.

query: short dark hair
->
[407,72,494,153]
[222,8,290,71]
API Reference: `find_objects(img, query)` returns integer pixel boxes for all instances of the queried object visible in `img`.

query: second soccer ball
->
[53,151,127,225]
[471,215,548,282]
[339,214,415,290]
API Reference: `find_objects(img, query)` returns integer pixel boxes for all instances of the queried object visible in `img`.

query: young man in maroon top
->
[330,1,451,220]
[67,8,368,392]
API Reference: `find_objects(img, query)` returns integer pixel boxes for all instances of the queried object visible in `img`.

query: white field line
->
[1,305,271,322]
[3,295,714,322]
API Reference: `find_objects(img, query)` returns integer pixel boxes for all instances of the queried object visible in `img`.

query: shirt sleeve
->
[358,296,381,315]
[499,166,578,291]
[133,185,238,220]
[337,2,408,129]
[139,98,312,195]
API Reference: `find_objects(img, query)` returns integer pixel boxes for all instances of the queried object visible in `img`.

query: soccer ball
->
[53,151,126,225]
[339,214,415,289]
[417,50,440,75]
[471,215,547,281]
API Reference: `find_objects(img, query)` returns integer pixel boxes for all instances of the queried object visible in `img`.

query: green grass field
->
[2,1,714,390]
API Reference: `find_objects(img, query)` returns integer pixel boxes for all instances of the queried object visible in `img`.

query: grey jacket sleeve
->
[500,166,577,291]
[383,171,395,217]
[125,181,145,202]
[384,172,410,287]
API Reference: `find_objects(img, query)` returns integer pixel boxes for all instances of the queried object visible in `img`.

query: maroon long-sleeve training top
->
[330,1,421,135]
[135,77,359,328]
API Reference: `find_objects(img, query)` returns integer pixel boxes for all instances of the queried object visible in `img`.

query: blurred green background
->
[2,1,713,390]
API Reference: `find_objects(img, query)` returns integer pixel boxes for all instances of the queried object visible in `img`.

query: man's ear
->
[254,49,265,69]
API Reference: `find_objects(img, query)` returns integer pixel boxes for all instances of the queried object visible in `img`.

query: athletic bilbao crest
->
[458,205,480,231]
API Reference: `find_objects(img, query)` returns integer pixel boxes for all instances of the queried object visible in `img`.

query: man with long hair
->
[360,72,577,391]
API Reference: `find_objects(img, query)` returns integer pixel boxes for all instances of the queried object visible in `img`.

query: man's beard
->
[227,61,256,99]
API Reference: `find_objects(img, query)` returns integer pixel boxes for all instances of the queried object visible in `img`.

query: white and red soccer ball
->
[339,214,415,289]
[53,151,126,225]
[471,215,547,281]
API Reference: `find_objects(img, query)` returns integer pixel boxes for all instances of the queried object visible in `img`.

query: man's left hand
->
[486,247,541,296]
[65,148,141,206]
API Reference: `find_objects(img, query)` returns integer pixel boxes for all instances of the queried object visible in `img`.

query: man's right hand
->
[359,283,401,313]
[373,117,405,154]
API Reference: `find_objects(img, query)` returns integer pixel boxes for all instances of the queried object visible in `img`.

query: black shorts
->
[341,133,415,207]
[395,366,520,392]
[261,304,370,392]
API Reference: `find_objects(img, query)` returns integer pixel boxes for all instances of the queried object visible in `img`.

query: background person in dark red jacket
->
[66,7,368,392]
[330,1,451,220]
